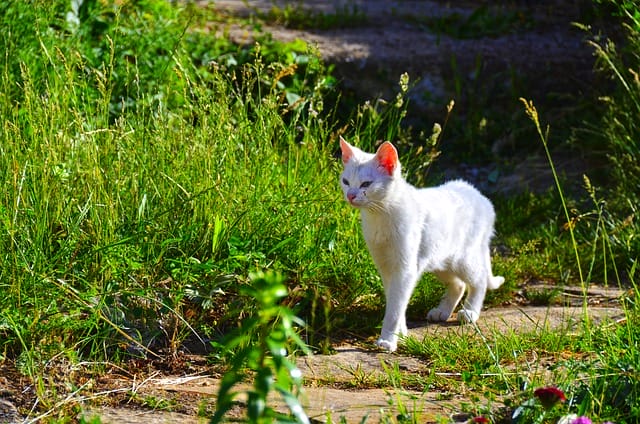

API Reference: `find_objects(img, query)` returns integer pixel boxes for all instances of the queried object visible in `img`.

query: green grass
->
[1,0,639,423]
[0,0,361,405]
[393,300,639,423]
[258,1,368,30]
[403,5,534,40]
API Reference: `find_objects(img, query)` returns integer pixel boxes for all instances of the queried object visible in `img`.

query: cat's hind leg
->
[457,266,489,323]
[458,245,504,322]
[427,271,466,322]
[457,285,486,323]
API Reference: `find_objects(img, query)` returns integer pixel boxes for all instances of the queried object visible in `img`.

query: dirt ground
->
[212,0,595,102]
[0,1,618,423]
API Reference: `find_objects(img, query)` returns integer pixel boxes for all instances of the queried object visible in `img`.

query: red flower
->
[472,417,490,423]
[534,386,567,409]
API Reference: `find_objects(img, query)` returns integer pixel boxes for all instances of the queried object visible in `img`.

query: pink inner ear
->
[375,142,398,175]
[339,136,354,165]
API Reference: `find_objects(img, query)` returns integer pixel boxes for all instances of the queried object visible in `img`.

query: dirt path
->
[211,0,595,113]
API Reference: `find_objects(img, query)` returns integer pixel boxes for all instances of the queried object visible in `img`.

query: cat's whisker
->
[366,201,385,214]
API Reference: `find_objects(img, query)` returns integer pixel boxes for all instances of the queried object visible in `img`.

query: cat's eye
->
[342,178,350,186]
[360,181,372,188]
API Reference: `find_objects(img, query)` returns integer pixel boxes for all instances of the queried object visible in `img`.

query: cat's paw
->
[457,309,480,323]
[376,338,398,352]
[426,307,451,322]
[399,322,408,337]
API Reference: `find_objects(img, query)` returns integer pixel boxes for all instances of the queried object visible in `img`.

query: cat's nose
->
[347,193,356,202]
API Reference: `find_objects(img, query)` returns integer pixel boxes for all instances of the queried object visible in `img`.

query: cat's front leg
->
[375,336,398,352]
[377,275,414,352]
[377,313,401,352]
[376,316,408,352]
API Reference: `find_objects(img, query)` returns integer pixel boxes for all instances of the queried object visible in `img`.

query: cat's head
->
[339,136,401,209]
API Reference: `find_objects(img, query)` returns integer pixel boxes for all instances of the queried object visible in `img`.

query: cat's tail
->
[488,275,505,290]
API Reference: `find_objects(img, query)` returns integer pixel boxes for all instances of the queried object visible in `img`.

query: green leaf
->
[277,387,310,424]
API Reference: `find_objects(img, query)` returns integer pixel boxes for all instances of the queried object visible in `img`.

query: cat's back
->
[441,179,486,198]
[418,179,494,217]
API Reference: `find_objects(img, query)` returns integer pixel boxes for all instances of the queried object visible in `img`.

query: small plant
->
[260,1,367,30]
[211,271,310,424]
[520,98,586,290]
[511,386,567,423]
[512,385,618,424]
[404,5,533,39]
[524,287,561,306]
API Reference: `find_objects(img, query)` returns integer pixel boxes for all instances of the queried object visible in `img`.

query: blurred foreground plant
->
[211,271,310,424]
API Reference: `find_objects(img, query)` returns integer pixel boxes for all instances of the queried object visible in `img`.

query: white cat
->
[339,136,504,352]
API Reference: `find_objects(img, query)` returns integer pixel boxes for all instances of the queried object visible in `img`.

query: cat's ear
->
[375,142,398,175]
[339,136,355,165]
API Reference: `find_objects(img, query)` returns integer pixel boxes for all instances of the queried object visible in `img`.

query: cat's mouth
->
[348,198,365,208]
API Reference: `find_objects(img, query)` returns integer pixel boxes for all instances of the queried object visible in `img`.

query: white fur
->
[340,138,504,352]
